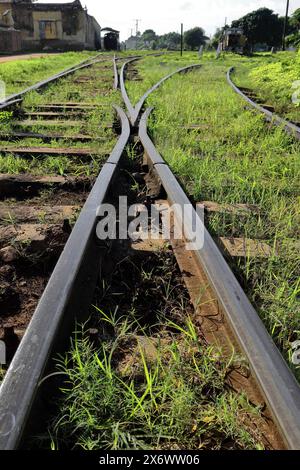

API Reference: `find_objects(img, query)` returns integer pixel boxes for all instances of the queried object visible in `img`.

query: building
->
[0,4,21,53]
[221,28,247,54]
[124,35,139,50]
[0,0,102,53]
[101,27,120,51]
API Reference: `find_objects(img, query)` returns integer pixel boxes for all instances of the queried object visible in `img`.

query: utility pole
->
[222,16,227,44]
[282,0,290,51]
[134,19,141,36]
[134,19,141,49]
[181,23,184,56]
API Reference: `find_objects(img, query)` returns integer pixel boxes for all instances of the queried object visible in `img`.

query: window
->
[39,21,58,40]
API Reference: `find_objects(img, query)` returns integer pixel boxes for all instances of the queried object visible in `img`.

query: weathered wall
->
[0,3,34,40]
[0,1,101,52]
[33,11,63,40]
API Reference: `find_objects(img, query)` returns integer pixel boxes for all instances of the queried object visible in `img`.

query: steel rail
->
[0,52,169,111]
[120,58,139,125]
[115,52,169,63]
[0,106,130,450]
[0,98,23,110]
[139,107,300,450]
[227,66,300,140]
[120,60,201,126]
[1,51,298,450]
[0,54,107,111]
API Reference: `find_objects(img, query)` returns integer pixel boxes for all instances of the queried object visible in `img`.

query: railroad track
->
[227,67,300,141]
[0,52,124,442]
[0,54,299,450]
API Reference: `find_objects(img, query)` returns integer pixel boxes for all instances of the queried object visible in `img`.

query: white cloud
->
[37,0,299,40]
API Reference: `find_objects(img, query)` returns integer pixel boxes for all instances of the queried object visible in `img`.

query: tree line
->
[128,27,208,51]
[125,7,300,51]
[212,7,300,50]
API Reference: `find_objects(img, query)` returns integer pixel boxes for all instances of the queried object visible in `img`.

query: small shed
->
[221,28,246,53]
[101,27,120,50]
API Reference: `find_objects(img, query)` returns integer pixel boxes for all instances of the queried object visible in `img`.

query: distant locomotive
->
[221,28,247,54]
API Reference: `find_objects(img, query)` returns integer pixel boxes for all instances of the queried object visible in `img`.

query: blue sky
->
[37,0,299,40]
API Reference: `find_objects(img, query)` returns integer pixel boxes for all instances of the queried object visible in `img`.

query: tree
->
[290,9,300,31]
[142,29,157,43]
[184,27,207,50]
[231,8,283,49]
[286,9,300,47]
[158,32,181,50]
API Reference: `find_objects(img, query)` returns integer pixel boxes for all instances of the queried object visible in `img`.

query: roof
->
[101,27,120,33]
[225,28,244,35]
[29,0,83,11]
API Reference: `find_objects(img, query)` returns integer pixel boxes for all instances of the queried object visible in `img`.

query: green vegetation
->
[286,8,300,48]
[125,54,197,104]
[128,52,299,379]
[130,28,208,52]
[234,50,300,121]
[0,59,120,176]
[129,31,181,51]
[47,251,264,450]
[32,51,300,450]
[136,7,300,52]
[2,50,298,449]
[231,8,284,51]
[212,7,300,51]
[184,28,208,51]
[0,52,97,96]
[0,153,106,177]
[0,111,13,123]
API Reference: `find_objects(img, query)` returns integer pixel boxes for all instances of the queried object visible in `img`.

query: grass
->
[233,51,300,121]
[46,251,265,451]
[124,52,300,380]
[32,52,298,450]
[0,154,106,177]
[125,54,198,105]
[0,366,4,383]
[0,59,121,176]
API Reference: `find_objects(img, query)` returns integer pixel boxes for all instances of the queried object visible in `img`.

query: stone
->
[0,246,17,263]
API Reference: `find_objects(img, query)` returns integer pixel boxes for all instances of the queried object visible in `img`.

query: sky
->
[37,0,300,40]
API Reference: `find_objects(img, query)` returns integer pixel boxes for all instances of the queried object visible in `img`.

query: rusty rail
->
[139,107,300,450]
[0,106,130,450]
[0,53,105,111]
[1,52,299,451]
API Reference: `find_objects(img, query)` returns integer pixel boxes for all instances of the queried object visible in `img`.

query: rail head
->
[121,60,202,126]
[119,58,139,124]
[113,54,119,90]
[227,66,300,140]
[139,107,300,450]
[0,106,130,450]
